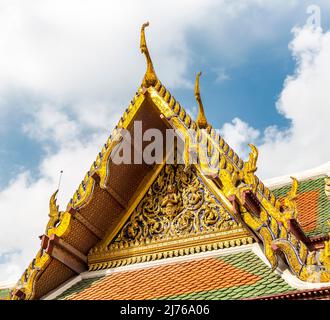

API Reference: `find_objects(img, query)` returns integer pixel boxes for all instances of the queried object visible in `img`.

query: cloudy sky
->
[0,0,330,283]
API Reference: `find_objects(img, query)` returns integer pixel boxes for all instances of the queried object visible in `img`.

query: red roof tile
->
[68,257,260,300]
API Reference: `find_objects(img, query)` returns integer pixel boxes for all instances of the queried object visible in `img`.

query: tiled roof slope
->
[272,176,330,238]
[0,288,10,300]
[56,251,294,300]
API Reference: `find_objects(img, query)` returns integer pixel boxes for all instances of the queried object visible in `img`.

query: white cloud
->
[0,0,208,103]
[1,1,330,284]
[0,118,109,282]
[222,25,330,179]
[0,0,210,283]
[213,67,230,83]
[220,117,260,158]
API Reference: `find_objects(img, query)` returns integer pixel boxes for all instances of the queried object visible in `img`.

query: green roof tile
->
[56,276,103,300]
[272,176,330,237]
[58,250,295,300]
[0,288,10,300]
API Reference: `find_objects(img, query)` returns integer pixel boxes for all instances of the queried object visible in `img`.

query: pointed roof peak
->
[194,71,208,129]
[140,22,158,88]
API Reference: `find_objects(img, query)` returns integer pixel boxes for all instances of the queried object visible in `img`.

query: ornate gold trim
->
[88,163,251,270]
[89,232,253,270]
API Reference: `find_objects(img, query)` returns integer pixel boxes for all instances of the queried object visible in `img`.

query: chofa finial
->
[194,72,208,129]
[247,144,258,173]
[46,190,60,232]
[283,177,299,220]
[140,22,158,88]
[288,177,299,200]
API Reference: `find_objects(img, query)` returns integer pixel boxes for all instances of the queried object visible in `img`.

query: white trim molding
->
[0,280,16,290]
[252,243,330,290]
[264,161,330,190]
[43,242,330,300]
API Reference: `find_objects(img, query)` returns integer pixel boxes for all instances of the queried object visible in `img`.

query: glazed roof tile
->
[0,288,10,300]
[56,250,294,300]
[272,176,330,237]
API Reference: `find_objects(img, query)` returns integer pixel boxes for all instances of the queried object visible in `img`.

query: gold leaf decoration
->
[114,164,239,243]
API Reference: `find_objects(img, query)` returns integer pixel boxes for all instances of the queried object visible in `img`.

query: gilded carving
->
[240,144,258,192]
[140,22,158,88]
[115,164,238,243]
[281,177,299,223]
[194,72,208,129]
[271,239,303,275]
[46,190,61,233]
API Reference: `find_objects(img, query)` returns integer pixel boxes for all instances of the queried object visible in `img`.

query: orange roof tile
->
[57,251,295,300]
[273,177,330,237]
[296,190,319,232]
[68,257,260,300]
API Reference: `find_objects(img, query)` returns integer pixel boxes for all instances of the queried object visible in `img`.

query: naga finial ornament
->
[246,143,258,174]
[140,22,158,88]
[46,190,60,232]
[194,72,208,129]
[283,177,299,220]
[239,144,258,191]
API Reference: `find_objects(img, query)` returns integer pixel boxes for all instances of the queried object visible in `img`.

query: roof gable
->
[11,22,330,300]
[88,164,253,270]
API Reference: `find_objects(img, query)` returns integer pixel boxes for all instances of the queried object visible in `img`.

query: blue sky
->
[0,0,330,282]
[0,0,328,189]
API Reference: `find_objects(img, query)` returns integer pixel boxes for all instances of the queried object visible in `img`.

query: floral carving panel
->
[114,164,240,243]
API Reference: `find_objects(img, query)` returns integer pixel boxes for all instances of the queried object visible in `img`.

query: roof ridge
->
[265,161,330,190]
[151,79,285,211]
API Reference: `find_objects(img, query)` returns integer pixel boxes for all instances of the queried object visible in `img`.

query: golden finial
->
[240,143,258,190]
[46,190,60,232]
[140,22,157,88]
[246,143,258,173]
[287,177,299,200]
[283,177,299,219]
[194,72,208,129]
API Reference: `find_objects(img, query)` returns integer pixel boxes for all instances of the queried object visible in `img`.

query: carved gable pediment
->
[88,164,253,270]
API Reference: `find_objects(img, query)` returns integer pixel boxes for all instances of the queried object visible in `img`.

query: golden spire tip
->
[195,71,208,129]
[140,22,157,88]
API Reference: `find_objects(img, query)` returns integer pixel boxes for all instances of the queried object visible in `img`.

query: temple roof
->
[0,288,10,300]
[10,23,330,300]
[52,247,294,300]
[272,175,330,238]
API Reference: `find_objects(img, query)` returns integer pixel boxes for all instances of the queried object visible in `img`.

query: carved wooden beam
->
[104,185,128,209]
[41,234,87,274]
[288,219,310,244]
[308,234,328,250]
[228,194,260,243]
[12,289,26,300]
[241,190,261,218]
[287,219,327,251]
[49,234,87,263]
[92,170,127,209]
